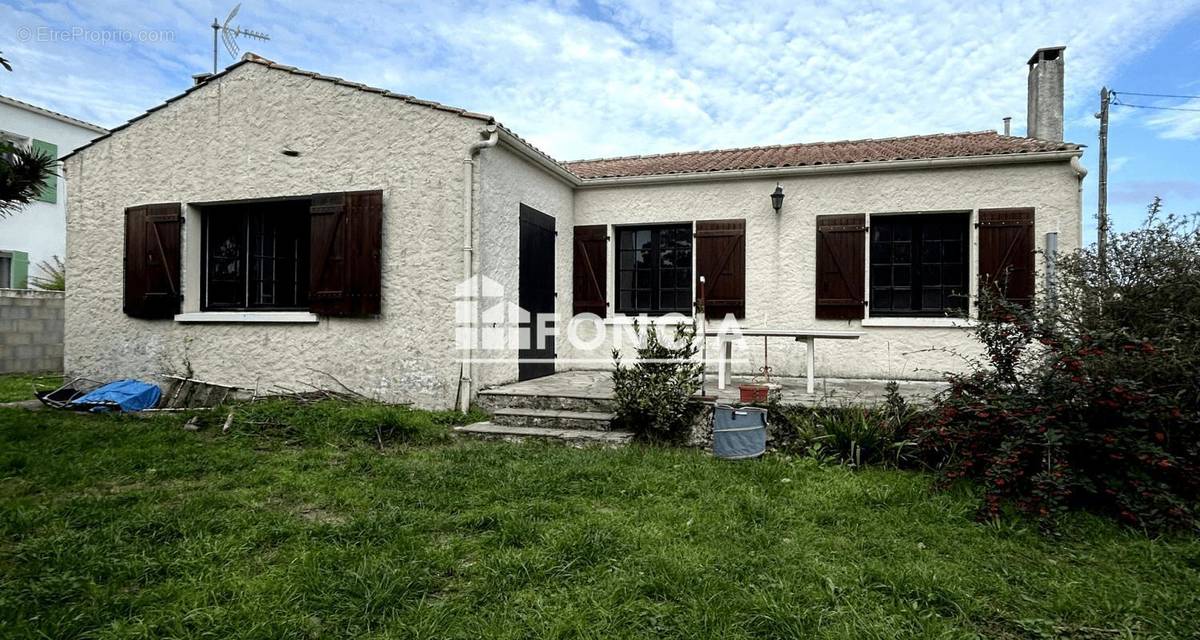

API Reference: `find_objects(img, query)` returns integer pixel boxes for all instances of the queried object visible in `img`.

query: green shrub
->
[771,384,918,468]
[611,322,703,443]
[917,201,1200,532]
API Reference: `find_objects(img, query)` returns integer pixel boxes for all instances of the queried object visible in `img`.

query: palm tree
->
[30,256,66,291]
[0,51,59,216]
[1,141,57,218]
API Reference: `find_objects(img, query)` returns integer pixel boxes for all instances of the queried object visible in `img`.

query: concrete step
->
[454,422,633,446]
[476,390,615,414]
[491,407,614,431]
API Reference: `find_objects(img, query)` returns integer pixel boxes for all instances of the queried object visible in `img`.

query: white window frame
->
[174,201,319,324]
[604,220,697,323]
[860,209,978,328]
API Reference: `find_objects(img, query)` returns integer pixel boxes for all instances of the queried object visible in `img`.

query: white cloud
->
[2,0,1198,159]
[1143,107,1200,140]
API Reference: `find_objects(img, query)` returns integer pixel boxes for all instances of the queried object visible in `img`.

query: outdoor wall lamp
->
[770,184,785,213]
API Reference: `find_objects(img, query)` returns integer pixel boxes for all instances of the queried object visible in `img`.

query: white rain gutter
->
[495,127,581,187]
[574,150,1084,188]
[459,125,499,413]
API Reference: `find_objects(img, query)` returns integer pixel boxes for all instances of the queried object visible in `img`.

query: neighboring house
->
[61,47,1084,409]
[0,95,107,288]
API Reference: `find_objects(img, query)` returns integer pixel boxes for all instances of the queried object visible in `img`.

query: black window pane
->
[945,290,964,310]
[615,224,693,314]
[943,240,962,262]
[921,239,941,261]
[921,264,940,286]
[203,200,309,311]
[944,267,962,287]
[205,213,244,309]
[871,265,891,286]
[868,213,968,317]
[873,289,892,310]
[922,289,942,310]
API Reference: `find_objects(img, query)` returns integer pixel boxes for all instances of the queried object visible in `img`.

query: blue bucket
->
[712,404,767,459]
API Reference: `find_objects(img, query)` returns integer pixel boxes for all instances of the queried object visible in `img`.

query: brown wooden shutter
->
[978,208,1035,307]
[815,214,867,320]
[309,190,383,317]
[123,203,182,319]
[572,224,607,315]
[695,219,746,318]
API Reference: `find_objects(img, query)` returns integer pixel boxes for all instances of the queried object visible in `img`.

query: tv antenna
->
[210,3,271,73]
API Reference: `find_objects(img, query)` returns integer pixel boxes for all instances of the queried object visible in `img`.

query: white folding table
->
[704,329,865,394]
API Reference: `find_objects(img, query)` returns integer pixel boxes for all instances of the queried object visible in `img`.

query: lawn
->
[0,373,60,403]
[0,401,1198,638]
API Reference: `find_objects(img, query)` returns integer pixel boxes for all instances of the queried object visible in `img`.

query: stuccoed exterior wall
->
[476,144,575,387]
[565,161,1083,381]
[63,63,493,408]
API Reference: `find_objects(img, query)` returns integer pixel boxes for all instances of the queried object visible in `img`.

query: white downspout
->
[1071,155,1088,248]
[459,125,499,413]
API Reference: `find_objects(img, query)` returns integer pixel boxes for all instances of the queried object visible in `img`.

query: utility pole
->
[1096,86,1110,276]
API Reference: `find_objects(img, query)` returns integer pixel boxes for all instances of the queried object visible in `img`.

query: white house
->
[0,95,107,288]
[60,47,1083,410]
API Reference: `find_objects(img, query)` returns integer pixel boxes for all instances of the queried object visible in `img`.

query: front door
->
[518,204,556,380]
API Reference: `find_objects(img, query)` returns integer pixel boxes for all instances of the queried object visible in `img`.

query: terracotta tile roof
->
[564,131,1082,180]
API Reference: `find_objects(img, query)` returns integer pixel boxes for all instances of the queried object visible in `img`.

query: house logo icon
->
[454,274,533,353]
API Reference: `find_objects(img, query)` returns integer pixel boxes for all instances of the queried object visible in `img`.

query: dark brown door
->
[519,205,556,381]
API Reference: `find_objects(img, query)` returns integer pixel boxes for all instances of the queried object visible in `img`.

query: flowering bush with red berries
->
[918,201,1200,532]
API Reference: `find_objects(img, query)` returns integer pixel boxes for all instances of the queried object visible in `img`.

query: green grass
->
[1,404,1198,638]
[0,373,61,403]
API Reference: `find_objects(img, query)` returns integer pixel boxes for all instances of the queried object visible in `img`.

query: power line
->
[1111,101,1200,113]
[1111,90,1200,100]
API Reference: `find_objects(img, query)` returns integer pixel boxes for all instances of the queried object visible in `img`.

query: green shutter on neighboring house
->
[10,251,29,289]
[31,139,58,204]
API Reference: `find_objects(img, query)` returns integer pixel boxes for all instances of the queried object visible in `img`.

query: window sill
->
[174,311,320,324]
[603,313,695,326]
[861,316,974,328]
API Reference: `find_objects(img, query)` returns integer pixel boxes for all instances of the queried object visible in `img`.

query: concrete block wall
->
[0,289,64,374]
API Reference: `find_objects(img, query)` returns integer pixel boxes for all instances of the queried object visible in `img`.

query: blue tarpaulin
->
[68,379,161,413]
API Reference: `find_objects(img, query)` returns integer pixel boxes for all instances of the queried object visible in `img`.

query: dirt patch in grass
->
[295,505,348,525]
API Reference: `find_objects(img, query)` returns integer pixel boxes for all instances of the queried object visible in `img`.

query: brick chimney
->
[1026,46,1065,141]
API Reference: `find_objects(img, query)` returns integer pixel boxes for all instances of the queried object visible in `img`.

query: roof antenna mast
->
[211,3,271,74]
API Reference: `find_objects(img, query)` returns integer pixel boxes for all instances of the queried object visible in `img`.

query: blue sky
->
[2,0,1197,237]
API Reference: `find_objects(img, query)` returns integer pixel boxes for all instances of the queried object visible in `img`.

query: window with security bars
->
[616,224,693,314]
[869,213,969,316]
[201,200,310,311]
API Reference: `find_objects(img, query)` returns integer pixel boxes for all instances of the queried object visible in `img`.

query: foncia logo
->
[454,274,749,366]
